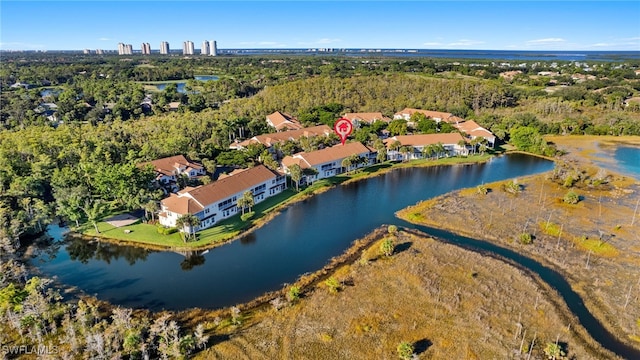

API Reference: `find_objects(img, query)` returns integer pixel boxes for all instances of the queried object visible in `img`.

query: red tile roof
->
[266,111,303,131]
[161,165,278,215]
[162,194,204,214]
[282,142,371,169]
[384,133,465,148]
[141,155,203,176]
[453,120,495,139]
[234,125,332,148]
[394,108,460,123]
[343,112,391,124]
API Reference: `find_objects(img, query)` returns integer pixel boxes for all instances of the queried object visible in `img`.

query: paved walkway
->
[104,213,140,227]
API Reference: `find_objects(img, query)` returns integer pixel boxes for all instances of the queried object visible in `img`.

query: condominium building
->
[201,40,210,55]
[117,43,133,55]
[160,41,170,55]
[141,42,151,55]
[183,41,195,55]
[210,40,217,56]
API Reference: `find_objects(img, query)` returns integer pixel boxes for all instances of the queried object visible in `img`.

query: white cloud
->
[99,37,111,41]
[447,39,485,47]
[589,43,612,47]
[526,38,566,44]
[423,42,443,46]
[316,38,341,44]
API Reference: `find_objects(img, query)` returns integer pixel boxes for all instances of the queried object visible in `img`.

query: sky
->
[1,1,639,52]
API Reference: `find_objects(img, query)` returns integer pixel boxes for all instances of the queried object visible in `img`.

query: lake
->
[33,154,552,311]
[594,144,640,180]
[154,75,219,93]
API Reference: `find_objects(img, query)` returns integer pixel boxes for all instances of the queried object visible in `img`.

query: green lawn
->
[81,154,494,249]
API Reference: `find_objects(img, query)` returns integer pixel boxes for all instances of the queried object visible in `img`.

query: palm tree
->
[143,200,159,222]
[373,139,388,163]
[435,142,446,159]
[399,146,412,162]
[457,139,468,156]
[478,138,488,155]
[237,190,254,215]
[244,191,255,213]
[424,144,435,160]
[289,164,302,191]
[341,157,353,173]
[175,213,201,242]
[237,197,247,215]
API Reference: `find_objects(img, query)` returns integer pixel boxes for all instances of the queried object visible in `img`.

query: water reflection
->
[66,238,151,265]
[34,154,554,311]
[179,252,207,271]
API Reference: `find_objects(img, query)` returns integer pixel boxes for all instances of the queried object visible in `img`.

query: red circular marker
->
[334,118,353,145]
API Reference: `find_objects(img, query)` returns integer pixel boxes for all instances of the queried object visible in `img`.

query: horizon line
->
[2,48,640,52]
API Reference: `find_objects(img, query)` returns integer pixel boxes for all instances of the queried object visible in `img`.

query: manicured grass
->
[82,154,494,249]
[81,220,184,247]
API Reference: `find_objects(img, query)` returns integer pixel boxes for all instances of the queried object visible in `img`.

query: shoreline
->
[396,165,640,354]
[73,154,495,252]
[399,228,617,359]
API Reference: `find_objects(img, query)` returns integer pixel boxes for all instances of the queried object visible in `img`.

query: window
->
[218,198,234,209]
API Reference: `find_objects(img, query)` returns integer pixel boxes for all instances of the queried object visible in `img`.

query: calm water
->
[613,146,640,179]
[33,154,552,310]
[594,144,640,180]
[154,75,219,93]
[224,49,640,62]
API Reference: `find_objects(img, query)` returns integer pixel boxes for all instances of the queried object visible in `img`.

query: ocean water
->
[222,49,640,62]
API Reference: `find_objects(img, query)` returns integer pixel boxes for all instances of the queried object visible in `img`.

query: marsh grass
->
[197,229,602,360]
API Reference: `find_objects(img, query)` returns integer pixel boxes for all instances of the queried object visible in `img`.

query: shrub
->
[544,342,567,359]
[240,211,255,222]
[563,190,580,204]
[563,175,576,188]
[477,184,488,195]
[503,179,521,195]
[380,238,395,257]
[157,226,178,235]
[287,285,300,302]
[325,277,340,294]
[396,341,415,360]
[518,232,533,245]
[387,225,398,235]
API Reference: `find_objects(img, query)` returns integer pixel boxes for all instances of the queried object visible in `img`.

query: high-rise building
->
[182,41,195,55]
[83,49,90,54]
[201,40,210,55]
[118,43,133,55]
[96,49,104,55]
[210,40,217,56]
[141,42,151,55]
[160,41,170,55]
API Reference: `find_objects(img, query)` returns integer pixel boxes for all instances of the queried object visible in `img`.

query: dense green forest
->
[1,54,639,243]
[0,53,639,358]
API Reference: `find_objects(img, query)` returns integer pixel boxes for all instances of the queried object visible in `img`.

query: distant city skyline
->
[1,1,639,51]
